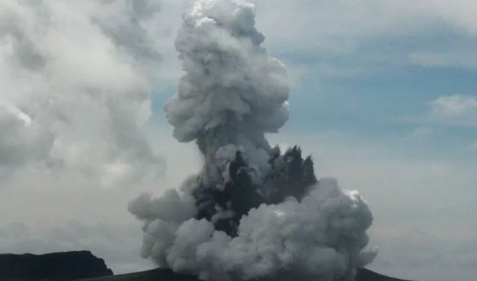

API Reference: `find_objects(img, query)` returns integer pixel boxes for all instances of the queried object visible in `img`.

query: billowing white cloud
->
[0,0,168,187]
[131,2,375,281]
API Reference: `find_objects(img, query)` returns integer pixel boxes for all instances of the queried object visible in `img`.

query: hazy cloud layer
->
[372,229,477,281]
[246,0,477,82]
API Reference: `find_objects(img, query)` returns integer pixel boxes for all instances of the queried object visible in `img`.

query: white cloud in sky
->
[0,0,174,187]
[251,0,426,55]
[431,95,477,126]
[246,0,477,79]
[426,0,477,36]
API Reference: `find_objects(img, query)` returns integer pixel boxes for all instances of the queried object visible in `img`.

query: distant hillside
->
[0,251,113,281]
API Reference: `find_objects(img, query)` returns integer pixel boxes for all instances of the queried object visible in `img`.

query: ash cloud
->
[130,1,375,280]
[0,0,165,186]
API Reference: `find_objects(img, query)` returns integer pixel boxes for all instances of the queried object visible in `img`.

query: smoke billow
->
[129,0,376,280]
[0,0,165,186]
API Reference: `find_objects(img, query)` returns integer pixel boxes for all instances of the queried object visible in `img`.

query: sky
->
[0,1,476,281]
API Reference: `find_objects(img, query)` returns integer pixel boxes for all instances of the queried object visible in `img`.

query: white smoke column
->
[165,0,290,184]
[130,0,376,280]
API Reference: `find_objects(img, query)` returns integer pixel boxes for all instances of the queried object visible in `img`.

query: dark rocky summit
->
[0,251,113,281]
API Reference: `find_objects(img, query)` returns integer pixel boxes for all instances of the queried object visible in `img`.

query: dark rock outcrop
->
[0,251,113,281]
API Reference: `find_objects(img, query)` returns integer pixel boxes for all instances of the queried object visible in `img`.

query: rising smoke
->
[129,0,376,280]
[0,0,166,186]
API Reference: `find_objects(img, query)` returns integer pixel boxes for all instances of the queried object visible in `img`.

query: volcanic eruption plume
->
[129,0,376,280]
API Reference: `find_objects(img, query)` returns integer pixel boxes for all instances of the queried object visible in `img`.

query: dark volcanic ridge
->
[0,251,113,281]
[80,268,413,281]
